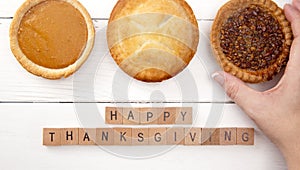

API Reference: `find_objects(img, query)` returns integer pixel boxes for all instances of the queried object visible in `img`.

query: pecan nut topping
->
[211,0,293,83]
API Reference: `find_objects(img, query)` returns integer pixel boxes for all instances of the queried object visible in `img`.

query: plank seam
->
[0,101,235,104]
[0,17,214,21]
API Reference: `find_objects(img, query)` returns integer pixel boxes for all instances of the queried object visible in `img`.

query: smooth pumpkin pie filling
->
[211,0,293,83]
[10,0,95,79]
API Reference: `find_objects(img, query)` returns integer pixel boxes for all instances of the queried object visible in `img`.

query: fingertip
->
[212,71,225,87]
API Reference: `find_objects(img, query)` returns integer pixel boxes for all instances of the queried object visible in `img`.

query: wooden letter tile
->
[113,128,132,145]
[132,128,149,145]
[237,128,255,145]
[175,107,193,125]
[219,128,237,145]
[149,128,167,145]
[201,128,220,145]
[43,128,61,146]
[157,108,176,125]
[61,128,79,145]
[78,128,96,145]
[105,107,123,125]
[96,128,114,145]
[140,108,158,125]
[184,128,202,145]
[166,128,185,145]
[122,108,140,125]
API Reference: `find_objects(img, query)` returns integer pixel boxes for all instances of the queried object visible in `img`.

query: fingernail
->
[212,72,225,87]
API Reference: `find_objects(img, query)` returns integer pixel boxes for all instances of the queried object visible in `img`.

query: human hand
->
[212,0,300,169]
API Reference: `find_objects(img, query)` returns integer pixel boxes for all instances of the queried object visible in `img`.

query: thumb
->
[284,4,300,39]
[283,4,300,82]
[212,72,264,118]
[284,4,300,66]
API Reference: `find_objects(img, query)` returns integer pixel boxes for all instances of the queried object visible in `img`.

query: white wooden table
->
[0,0,290,169]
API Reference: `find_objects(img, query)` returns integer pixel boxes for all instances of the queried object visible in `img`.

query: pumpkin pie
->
[211,0,293,83]
[10,0,95,79]
[107,0,199,82]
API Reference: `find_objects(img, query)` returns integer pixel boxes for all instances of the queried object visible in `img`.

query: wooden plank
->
[0,103,285,169]
[0,19,282,102]
[0,0,290,19]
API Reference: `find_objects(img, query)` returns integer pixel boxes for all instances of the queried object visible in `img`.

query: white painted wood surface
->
[0,0,291,169]
[0,0,291,19]
[0,7,286,102]
[0,103,286,170]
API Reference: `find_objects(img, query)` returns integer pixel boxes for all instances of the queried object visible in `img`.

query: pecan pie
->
[211,0,292,83]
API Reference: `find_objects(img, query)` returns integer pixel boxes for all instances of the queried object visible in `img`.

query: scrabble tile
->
[201,128,220,145]
[166,128,185,145]
[184,128,202,145]
[61,128,79,145]
[78,128,96,145]
[43,128,61,146]
[96,128,114,145]
[219,128,237,145]
[122,108,140,125]
[157,107,176,125]
[132,128,149,145]
[140,108,158,125]
[105,107,123,125]
[237,128,255,145]
[113,128,132,145]
[175,107,193,125]
[149,128,167,145]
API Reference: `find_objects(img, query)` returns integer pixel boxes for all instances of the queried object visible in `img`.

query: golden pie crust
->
[211,0,292,83]
[10,0,95,79]
[107,0,199,82]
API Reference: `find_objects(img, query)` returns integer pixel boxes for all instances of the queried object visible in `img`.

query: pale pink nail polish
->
[212,72,225,87]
